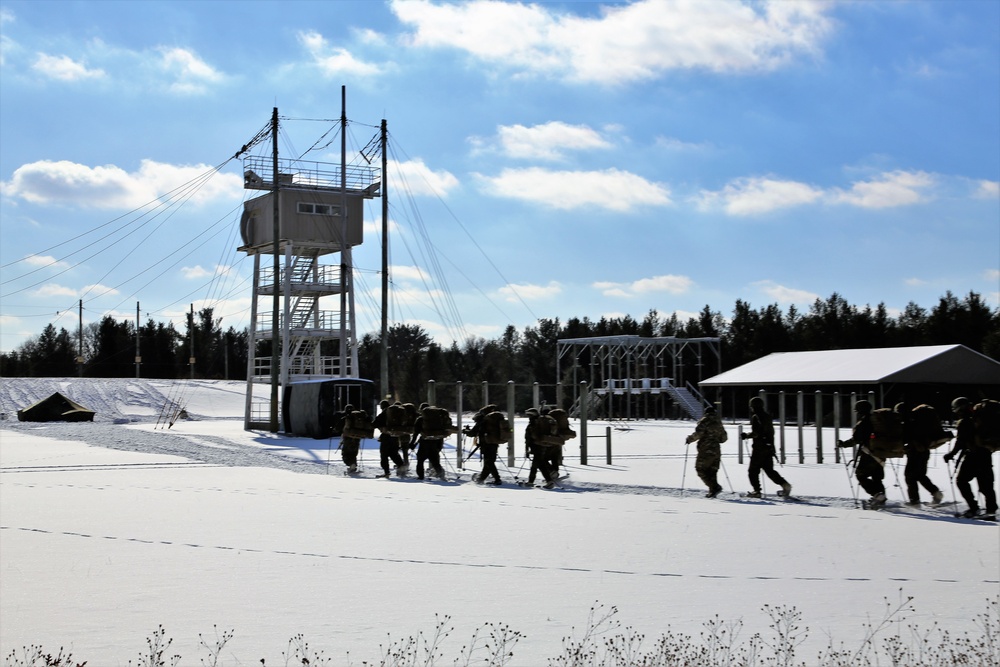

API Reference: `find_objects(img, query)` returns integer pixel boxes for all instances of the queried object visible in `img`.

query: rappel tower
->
[238,94,382,431]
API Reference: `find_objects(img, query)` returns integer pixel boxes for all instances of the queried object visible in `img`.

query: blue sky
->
[1,0,998,354]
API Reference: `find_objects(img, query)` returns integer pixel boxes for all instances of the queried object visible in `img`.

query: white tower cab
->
[238,153,380,431]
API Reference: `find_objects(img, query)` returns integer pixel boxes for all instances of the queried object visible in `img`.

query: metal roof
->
[700,344,1000,387]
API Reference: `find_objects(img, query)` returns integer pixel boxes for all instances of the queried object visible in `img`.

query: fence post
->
[427,379,436,407]
[533,382,540,409]
[815,390,823,464]
[738,424,744,464]
[507,380,516,467]
[580,381,589,466]
[456,381,464,469]
[482,381,489,408]
[797,390,805,464]
[778,390,787,464]
[606,426,612,464]
[556,381,563,409]
[834,391,841,463]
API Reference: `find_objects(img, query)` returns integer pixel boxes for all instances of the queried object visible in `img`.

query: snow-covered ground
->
[1,379,997,665]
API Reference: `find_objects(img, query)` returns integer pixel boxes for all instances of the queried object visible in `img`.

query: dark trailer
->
[282,378,375,439]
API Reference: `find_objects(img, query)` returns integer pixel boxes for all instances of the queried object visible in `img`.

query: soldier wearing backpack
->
[338,404,362,473]
[467,404,504,485]
[524,408,557,488]
[944,397,997,520]
[740,396,792,498]
[373,400,406,478]
[837,400,887,508]
[409,403,448,480]
[685,406,727,498]
[898,402,944,506]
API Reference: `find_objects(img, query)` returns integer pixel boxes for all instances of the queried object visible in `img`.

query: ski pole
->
[946,459,959,515]
[719,455,734,493]
[888,459,904,502]
[680,440,691,498]
[843,454,859,508]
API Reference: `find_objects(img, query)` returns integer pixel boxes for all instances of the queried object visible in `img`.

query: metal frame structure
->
[556,335,722,420]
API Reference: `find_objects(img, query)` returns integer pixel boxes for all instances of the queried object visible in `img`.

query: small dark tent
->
[17,392,96,422]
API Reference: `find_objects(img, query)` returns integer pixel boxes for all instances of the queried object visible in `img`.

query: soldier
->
[467,404,503,485]
[338,404,361,474]
[524,407,557,488]
[409,403,448,481]
[372,399,405,478]
[944,397,997,520]
[898,402,944,506]
[837,400,886,508]
[740,396,792,498]
[685,405,727,498]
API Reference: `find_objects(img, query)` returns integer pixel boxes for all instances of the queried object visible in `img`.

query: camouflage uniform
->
[688,409,726,497]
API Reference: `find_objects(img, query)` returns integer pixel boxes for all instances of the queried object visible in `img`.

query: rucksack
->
[908,404,952,450]
[480,410,512,445]
[342,410,374,439]
[699,415,728,444]
[420,406,456,439]
[868,408,905,458]
[548,408,577,442]
[531,414,563,447]
[973,399,1000,453]
[382,403,411,437]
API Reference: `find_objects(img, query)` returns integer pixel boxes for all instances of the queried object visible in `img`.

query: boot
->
[781,482,792,497]
[745,491,761,498]
[931,489,944,505]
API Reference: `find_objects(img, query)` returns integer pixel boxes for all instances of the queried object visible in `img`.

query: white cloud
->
[1,159,244,209]
[391,0,833,85]
[178,264,236,281]
[390,158,459,196]
[32,53,105,81]
[498,281,562,302]
[21,254,70,270]
[477,167,670,211]
[81,283,120,298]
[974,180,1000,199]
[494,122,612,160]
[631,274,693,295]
[655,136,712,152]
[298,31,382,77]
[985,269,1000,282]
[697,176,823,216]
[594,274,692,298]
[31,283,79,298]
[698,170,944,216]
[158,47,224,94]
[752,280,819,305]
[904,277,928,287]
[830,170,935,209]
[391,265,432,282]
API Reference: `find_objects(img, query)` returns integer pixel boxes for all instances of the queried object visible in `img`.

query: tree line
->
[2,291,997,393]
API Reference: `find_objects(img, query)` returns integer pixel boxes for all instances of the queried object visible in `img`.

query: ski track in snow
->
[1,523,994,585]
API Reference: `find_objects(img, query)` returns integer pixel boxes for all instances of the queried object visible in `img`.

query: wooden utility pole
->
[270,106,280,432]
[380,118,389,399]
[77,299,83,377]
[135,301,141,379]
[339,86,349,378]
[189,303,195,380]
